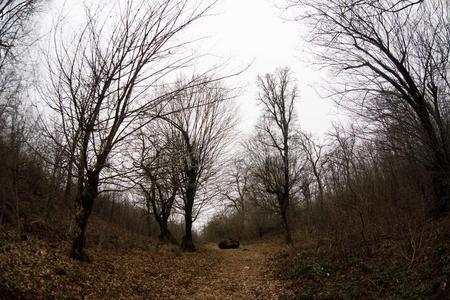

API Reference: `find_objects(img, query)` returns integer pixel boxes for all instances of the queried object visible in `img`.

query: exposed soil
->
[192,243,286,299]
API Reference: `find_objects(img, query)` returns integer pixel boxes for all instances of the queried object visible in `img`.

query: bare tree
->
[158,79,235,251]
[0,0,41,63]
[0,0,44,233]
[133,123,181,245]
[221,156,250,240]
[0,0,41,124]
[287,0,450,216]
[248,67,301,244]
[298,131,327,211]
[0,0,42,139]
[45,0,217,261]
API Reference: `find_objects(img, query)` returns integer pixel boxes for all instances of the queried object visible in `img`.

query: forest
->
[0,0,449,299]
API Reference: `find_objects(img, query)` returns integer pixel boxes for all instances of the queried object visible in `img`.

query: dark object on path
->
[218,239,240,249]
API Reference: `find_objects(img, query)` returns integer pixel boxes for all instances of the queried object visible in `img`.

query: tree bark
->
[64,168,73,204]
[280,199,292,244]
[181,152,197,252]
[158,218,178,245]
[0,189,5,229]
[430,165,450,217]
[181,208,195,251]
[239,208,245,240]
[70,171,99,262]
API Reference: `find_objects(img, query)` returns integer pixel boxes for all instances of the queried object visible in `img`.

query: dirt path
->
[191,242,286,299]
[0,235,288,299]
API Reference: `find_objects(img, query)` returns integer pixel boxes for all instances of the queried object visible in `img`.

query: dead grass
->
[0,232,288,299]
[273,217,450,299]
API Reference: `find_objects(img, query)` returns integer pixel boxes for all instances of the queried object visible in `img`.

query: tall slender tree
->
[45,0,217,261]
[248,67,302,244]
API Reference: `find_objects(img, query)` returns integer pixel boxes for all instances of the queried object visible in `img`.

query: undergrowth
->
[275,218,450,300]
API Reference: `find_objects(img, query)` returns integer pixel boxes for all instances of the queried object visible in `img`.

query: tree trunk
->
[239,208,245,240]
[430,165,450,217]
[70,172,99,262]
[181,160,197,252]
[281,210,293,244]
[159,218,178,245]
[181,211,195,251]
[64,160,73,204]
[13,171,22,239]
[416,105,450,216]
[0,189,5,229]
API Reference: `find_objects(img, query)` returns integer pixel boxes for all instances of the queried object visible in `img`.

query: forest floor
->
[0,228,289,299]
[2,216,449,299]
[194,242,287,299]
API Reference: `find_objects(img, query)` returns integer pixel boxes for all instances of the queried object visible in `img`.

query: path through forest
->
[0,236,289,299]
[191,242,286,299]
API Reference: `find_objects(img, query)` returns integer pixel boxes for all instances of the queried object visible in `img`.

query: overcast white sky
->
[42,0,340,138]
[197,0,339,137]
